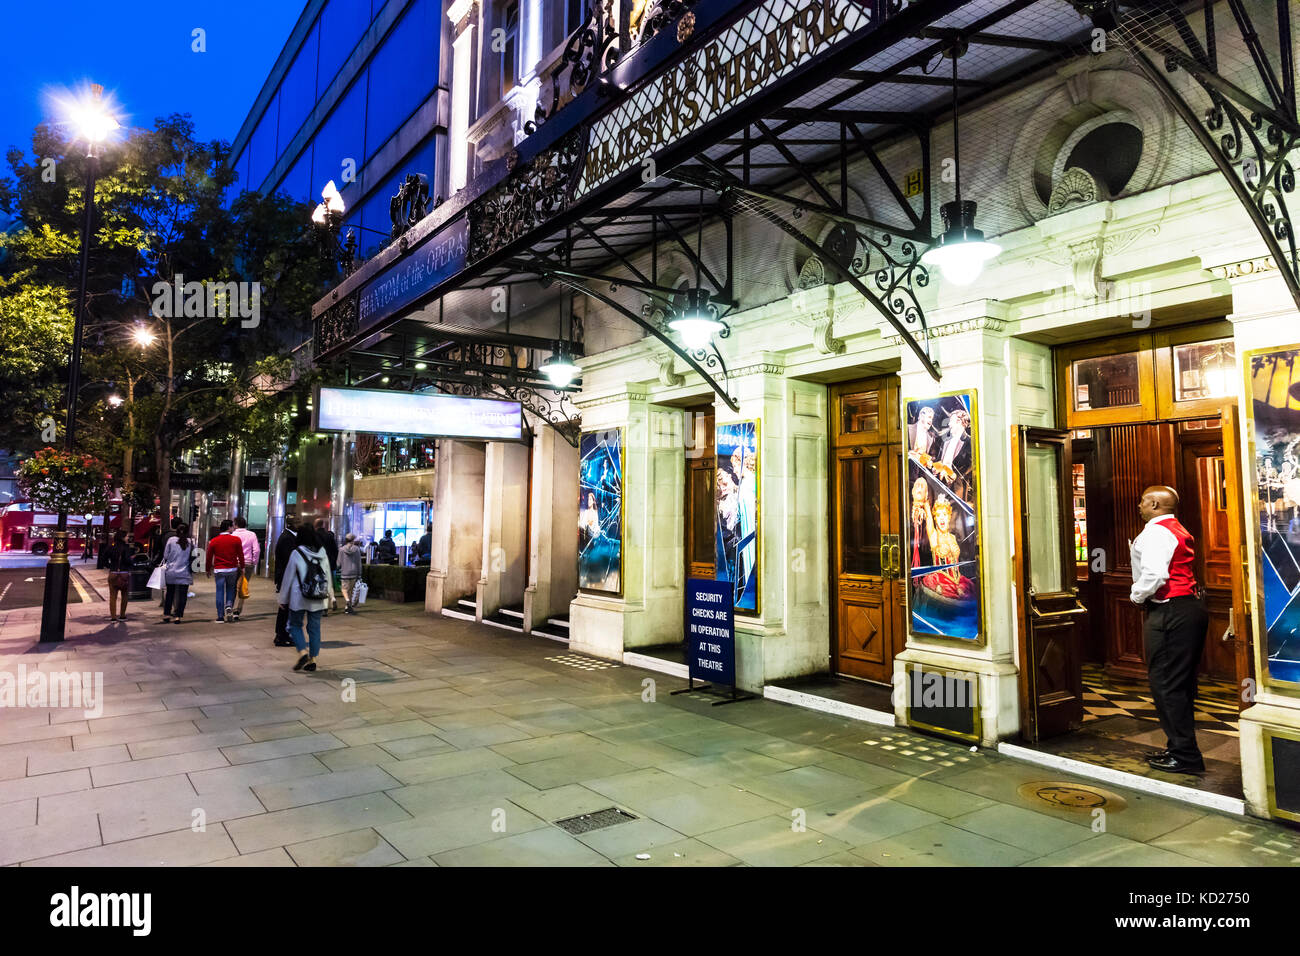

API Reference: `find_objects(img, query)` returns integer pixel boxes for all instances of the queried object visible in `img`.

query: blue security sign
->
[686,577,735,686]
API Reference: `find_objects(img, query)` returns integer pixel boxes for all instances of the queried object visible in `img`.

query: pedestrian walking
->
[337,532,364,614]
[101,530,131,623]
[161,522,196,623]
[230,516,261,622]
[205,519,246,623]
[314,519,340,613]
[278,523,332,672]
[272,518,298,646]
[1130,484,1210,775]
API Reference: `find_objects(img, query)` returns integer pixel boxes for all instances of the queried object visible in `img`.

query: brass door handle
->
[889,540,901,577]
[880,542,889,579]
[1031,602,1087,619]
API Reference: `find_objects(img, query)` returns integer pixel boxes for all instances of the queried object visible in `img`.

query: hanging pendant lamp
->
[921,45,1000,286]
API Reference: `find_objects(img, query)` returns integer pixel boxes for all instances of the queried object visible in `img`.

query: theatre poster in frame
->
[715,420,760,615]
[1246,344,1300,689]
[904,390,984,644]
[578,427,624,595]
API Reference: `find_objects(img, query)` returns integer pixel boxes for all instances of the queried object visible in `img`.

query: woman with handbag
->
[161,522,195,623]
[101,531,132,623]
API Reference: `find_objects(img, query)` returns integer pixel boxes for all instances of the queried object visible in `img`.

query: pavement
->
[0,581,1297,867]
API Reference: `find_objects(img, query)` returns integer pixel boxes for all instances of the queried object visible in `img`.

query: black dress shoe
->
[1147,754,1206,774]
[273,637,295,647]
[1147,749,1170,760]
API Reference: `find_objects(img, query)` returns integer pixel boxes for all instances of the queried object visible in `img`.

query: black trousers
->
[274,585,290,640]
[163,583,189,619]
[1143,595,1209,764]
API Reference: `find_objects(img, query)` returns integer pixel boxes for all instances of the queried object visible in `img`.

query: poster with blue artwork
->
[715,421,759,614]
[1248,345,1300,686]
[578,428,622,594]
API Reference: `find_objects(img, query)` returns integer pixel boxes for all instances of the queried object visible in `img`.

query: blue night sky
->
[1,0,306,159]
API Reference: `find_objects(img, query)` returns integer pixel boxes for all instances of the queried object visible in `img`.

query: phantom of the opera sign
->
[357,216,469,329]
[576,1,874,198]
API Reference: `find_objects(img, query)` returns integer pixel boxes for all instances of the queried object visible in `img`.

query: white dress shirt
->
[1129,514,1180,605]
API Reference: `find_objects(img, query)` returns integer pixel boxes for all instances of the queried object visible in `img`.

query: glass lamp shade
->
[541,354,579,388]
[920,200,1000,286]
[668,315,724,350]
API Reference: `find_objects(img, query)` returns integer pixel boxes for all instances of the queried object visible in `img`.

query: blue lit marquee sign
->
[312,386,523,441]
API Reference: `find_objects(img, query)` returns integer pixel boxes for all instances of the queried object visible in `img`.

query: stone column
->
[893,306,1020,747]
[478,440,530,619]
[524,422,579,633]
[426,439,486,613]
[715,355,831,693]
[569,387,684,659]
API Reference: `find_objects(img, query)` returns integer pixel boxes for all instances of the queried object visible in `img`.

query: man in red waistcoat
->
[1129,485,1209,774]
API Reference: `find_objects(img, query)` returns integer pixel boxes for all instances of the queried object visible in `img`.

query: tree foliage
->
[0,114,330,515]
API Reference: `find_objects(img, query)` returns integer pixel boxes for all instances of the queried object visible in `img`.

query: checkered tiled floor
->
[1081,664,1241,738]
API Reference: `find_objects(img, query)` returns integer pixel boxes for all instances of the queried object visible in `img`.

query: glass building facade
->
[228,0,445,256]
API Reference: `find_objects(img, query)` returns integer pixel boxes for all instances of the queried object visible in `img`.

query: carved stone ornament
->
[1047,167,1103,215]
[1031,223,1160,300]
[810,310,846,355]
[883,316,1005,348]
[654,351,685,386]
[797,255,826,290]
[1209,256,1278,279]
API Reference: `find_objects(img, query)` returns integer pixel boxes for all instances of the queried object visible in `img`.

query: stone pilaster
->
[426,440,485,614]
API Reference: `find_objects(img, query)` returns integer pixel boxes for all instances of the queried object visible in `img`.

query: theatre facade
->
[310,0,1300,822]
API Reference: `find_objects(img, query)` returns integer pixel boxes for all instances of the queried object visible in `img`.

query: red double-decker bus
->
[0,501,158,554]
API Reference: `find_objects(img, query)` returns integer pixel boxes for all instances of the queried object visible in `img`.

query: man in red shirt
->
[205,519,246,623]
[1129,485,1208,774]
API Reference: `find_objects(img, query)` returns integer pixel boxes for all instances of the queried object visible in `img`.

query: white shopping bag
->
[354,580,368,605]
[146,565,165,591]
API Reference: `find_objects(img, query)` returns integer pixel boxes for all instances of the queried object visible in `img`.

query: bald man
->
[1129,485,1208,774]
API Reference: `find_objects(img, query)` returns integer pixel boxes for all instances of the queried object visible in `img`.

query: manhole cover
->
[554,807,637,834]
[1017,781,1128,812]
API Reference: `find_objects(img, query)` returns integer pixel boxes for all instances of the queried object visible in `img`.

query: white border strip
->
[622,652,689,679]
[481,618,523,634]
[440,607,475,622]
[997,742,1246,816]
[763,685,896,727]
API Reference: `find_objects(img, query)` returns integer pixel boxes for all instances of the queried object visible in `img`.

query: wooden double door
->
[831,378,906,684]
[1014,407,1253,740]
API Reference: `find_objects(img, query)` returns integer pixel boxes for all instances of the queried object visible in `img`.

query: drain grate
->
[554,807,637,834]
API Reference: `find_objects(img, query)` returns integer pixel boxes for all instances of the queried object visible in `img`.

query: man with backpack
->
[277,523,333,672]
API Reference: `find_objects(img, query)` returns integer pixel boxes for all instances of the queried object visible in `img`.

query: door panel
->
[685,407,716,581]
[1220,402,1253,709]
[1013,426,1086,741]
[831,378,903,683]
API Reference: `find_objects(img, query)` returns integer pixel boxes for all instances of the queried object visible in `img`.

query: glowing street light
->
[131,326,157,347]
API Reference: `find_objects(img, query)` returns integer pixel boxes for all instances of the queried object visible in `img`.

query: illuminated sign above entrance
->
[576,0,873,197]
[312,386,523,441]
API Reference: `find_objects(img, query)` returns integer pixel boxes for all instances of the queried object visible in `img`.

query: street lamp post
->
[39,84,118,643]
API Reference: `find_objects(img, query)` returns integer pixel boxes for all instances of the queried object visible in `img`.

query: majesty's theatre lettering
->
[577,1,872,196]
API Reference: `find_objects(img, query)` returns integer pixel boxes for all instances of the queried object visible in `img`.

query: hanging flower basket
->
[16,447,114,515]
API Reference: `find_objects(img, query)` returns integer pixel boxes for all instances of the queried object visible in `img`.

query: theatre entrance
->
[830,377,906,684]
[1012,324,1252,796]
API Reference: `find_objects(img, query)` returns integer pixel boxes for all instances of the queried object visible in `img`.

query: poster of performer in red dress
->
[905,392,982,643]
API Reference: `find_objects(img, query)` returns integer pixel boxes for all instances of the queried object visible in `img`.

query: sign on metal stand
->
[672,577,753,706]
